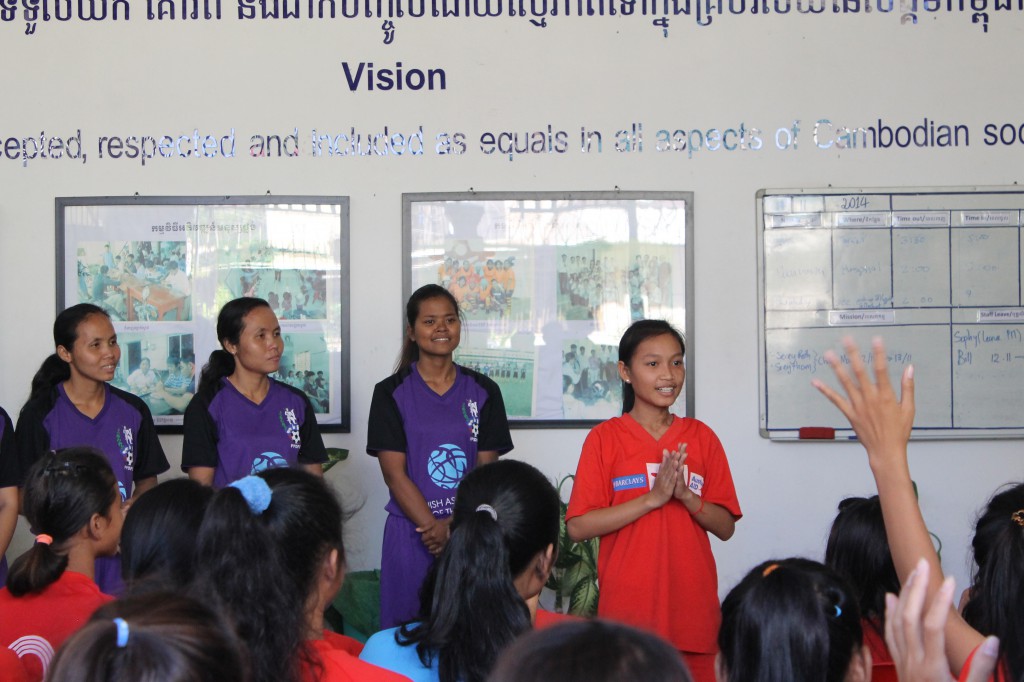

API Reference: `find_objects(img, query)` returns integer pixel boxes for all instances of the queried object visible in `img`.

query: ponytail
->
[404,511,529,682]
[190,470,338,682]
[28,354,71,403]
[399,460,559,682]
[7,447,117,596]
[196,350,235,399]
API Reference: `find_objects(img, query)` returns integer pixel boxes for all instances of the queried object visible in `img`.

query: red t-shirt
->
[302,636,412,681]
[958,642,1009,682]
[0,571,113,681]
[566,415,741,653]
[861,620,897,682]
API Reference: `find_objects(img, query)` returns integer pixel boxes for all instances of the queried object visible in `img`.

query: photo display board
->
[404,192,694,427]
[57,196,351,431]
[758,187,1024,440]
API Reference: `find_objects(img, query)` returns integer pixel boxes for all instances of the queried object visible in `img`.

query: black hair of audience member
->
[487,619,692,682]
[824,495,900,634]
[7,447,118,596]
[718,558,867,682]
[190,467,344,682]
[961,482,1024,682]
[27,304,109,403]
[617,319,685,413]
[196,297,272,399]
[45,591,248,682]
[120,478,213,594]
[400,459,560,682]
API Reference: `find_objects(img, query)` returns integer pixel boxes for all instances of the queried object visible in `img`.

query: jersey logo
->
[612,474,648,491]
[280,408,301,449]
[689,472,705,496]
[116,426,136,471]
[250,452,289,474]
[461,399,480,443]
[427,443,469,490]
[9,635,55,674]
[645,462,661,490]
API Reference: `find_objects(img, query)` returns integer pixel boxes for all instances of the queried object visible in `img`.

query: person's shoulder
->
[18,388,59,421]
[273,378,313,401]
[374,367,414,394]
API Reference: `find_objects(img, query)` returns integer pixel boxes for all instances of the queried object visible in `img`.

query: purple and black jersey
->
[181,377,327,489]
[367,362,513,519]
[0,407,16,489]
[1,407,17,586]
[15,384,169,498]
[14,383,169,595]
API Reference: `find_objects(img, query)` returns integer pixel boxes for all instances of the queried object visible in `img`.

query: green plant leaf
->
[568,574,600,617]
[322,448,349,474]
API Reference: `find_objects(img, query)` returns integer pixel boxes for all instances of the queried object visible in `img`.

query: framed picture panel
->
[404,191,693,427]
[57,196,351,432]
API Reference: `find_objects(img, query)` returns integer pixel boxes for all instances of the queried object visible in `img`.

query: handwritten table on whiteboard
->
[757,187,1024,439]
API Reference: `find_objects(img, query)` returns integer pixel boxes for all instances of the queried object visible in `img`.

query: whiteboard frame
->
[757,186,1024,441]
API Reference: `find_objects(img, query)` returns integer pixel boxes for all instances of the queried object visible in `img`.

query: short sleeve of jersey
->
[181,391,221,470]
[0,408,18,488]
[693,422,742,519]
[366,371,411,456]
[565,423,614,521]
[109,387,170,480]
[13,393,56,485]
[463,368,514,455]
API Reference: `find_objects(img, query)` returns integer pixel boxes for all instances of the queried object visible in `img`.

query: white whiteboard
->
[758,187,1024,440]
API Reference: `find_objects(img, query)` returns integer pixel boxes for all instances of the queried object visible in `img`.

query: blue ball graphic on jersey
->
[251,452,289,475]
[427,444,468,490]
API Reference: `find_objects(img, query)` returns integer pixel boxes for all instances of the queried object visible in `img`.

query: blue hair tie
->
[833,605,842,618]
[113,618,130,648]
[229,476,272,515]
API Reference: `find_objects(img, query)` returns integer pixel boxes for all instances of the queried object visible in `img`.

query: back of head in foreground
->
[825,495,900,633]
[191,467,343,682]
[402,458,561,682]
[45,591,246,682]
[962,481,1024,682]
[7,447,118,597]
[120,477,214,595]
[718,558,869,682]
[488,619,692,682]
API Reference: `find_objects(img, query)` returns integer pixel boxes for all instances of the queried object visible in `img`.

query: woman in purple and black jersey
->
[367,284,513,629]
[0,406,19,586]
[182,297,326,489]
[14,304,169,595]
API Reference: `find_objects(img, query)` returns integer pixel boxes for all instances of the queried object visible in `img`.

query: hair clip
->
[762,563,779,577]
[475,503,498,521]
[34,534,53,545]
[113,618,130,648]
[1011,510,1024,527]
[229,476,273,515]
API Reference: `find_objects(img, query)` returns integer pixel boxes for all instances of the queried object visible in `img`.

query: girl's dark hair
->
[489,620,693,682]
[824,495,899,636]
[718,558,864,682]
[400,459,560,682]
[45,591,247,682]
[190,467,344,682]
[396,284,461,373]
[961,482,1024,682]
[7,447,118,597]
[197,297,271,398]
[617,319,686,413]
[29,304,110,402]
[121,478,214,595]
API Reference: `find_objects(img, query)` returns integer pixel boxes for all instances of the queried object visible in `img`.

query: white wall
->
[3,5,1023,595]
